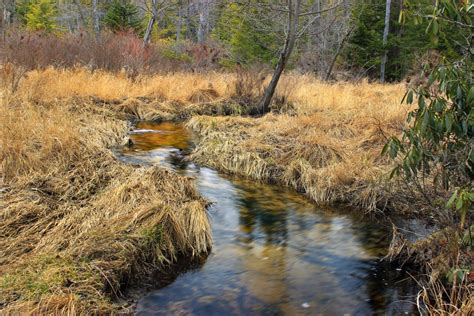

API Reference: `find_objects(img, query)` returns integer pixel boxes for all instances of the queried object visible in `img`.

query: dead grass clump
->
[14,68,233,107]
[386,226,473,315]
[0,63,27,95]
[231,68,266,104]
[187,100,408,212]
[187,86,220,103]
[0,97,211,314]
[417,275,473,315]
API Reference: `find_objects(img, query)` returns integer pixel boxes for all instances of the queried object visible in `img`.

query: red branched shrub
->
[0,29,212,77]
[185,41,227,70]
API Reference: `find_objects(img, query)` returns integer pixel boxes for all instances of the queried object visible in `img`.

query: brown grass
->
[186,78,412,213]
[387,225,473,315]
[2,66,471,314]
[14,67,232,103]
[0,96,211,314]
[417,276,473,315]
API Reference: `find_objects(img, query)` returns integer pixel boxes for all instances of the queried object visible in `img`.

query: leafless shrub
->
[0,30,200,77]
[272,75,297,114]
[0,62,27,93]
[185,41,227,70]
[230,65,267,112]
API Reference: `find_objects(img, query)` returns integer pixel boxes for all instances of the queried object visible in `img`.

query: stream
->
[115,121,419,316]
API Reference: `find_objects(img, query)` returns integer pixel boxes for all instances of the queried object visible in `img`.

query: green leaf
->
[432,19,439,35]
[428,73,435,86]
[467,86,474,104]
[447,191,458,208]
[407,90,414,104]
[445,114,453,133]
[457,86,463,100]
[419,96,426,109]
[381,142,389,156]
[433,99,444,112]
[439,67,446,81]
[456,196,463,210]
[421,110,430,134]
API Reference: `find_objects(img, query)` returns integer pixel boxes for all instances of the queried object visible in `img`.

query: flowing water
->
[116,122,419,316]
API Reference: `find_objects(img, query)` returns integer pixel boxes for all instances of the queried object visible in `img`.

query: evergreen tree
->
[103,0,143,34]
[344,0,434,81]
[213,2,280,65]
[24,0,57,32]
[15,0,31,25]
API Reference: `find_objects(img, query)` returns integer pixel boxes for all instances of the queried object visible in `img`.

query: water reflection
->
[127,121,191,151]
[116,122,419,315]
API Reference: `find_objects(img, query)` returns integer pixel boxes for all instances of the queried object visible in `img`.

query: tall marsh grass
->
[0,97,211,314]
[2,65,471,314]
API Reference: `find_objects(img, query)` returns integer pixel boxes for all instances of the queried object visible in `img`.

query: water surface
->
[117,122,418,316]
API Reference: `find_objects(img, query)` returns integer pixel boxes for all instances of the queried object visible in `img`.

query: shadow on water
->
[115,122,420,316]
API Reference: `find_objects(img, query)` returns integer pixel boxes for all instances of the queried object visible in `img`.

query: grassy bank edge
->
[0,98,213,315]
[185,115,473,314]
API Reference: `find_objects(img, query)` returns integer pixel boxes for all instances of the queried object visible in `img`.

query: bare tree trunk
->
[197,12,205,43]
[185,0,192,40]
[325,26,353,81]
[143,0,158,46]
[73,0,87,30]
[92,0,100,36]
[259,55,288,114]
[3,0,14,24]
[260,0,300,113]
[197,0,209,44]
[380,0,391,83]
[176,2,183,41]
[143,17,155,45]
[2,0,14,37]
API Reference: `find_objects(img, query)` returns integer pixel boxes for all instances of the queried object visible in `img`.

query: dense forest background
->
[0,0,464,82]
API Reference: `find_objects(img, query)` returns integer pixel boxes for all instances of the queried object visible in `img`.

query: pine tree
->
[344,0,434,81]
[25,0,57,32]
[213,2,279,65]
[103,0,143,34]
[15,0,31,25]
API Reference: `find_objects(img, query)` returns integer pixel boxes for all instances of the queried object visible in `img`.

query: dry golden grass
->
[387,225,473,315]
[15,67,233,103]
[417,276,473,315]
[0,96,211,314]
[186,78,412,212]
[13,68,406,112]
[2,66,471,314]
[10,67,410,122]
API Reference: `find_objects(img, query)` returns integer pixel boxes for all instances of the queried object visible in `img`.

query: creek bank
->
[118,121,420,315]
[0,100,212,315]
[184,115,473,313]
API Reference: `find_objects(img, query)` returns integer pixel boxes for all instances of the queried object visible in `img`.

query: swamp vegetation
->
[0,0,473,315]
[1,63,471,314]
